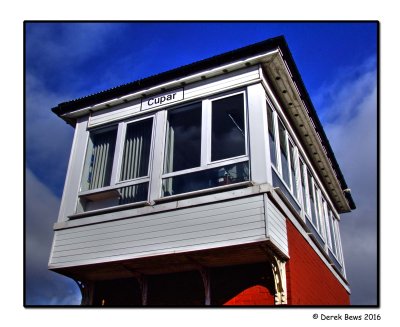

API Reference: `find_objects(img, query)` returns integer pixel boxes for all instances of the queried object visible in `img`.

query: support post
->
[199,268,211,306]
[137,275,148,306]
[271,256,288,305]
[75,280,94,306]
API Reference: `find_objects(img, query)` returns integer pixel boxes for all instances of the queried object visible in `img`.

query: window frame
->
[163,101,203,174]
[316,188,327,241]
[265,94,345,265]
[332,213,344,264]
[336,220,345,265]
[80,124,118,192]
[299,157,310,220]
[207,90,249,165]
[77,114,156,204]
[288,137,300,200]
[268,102,303,209]
[307,173,320,231]
[160,90,250,197]
[266,102,277,167]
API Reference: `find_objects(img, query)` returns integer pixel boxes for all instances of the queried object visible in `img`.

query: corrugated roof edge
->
[277,38,356,211]
[51,35,355,210]
[51,35,285,116]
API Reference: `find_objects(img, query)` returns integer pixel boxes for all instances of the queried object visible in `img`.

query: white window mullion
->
[274,112,282,174]
[149,110,167,202]
[110,122,126,186]
[297,158,305,221]
[324,201,333,250]
[336,222,346,276]
[286,131,293,191]
[202,99,210,166]
[335,220,345,264]
[311,179,319,230]
[243,92,249,158]
[294,146,301,201]
[317,189,326,241]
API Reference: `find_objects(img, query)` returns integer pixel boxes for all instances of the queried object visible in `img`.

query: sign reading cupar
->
[141,88,184,111]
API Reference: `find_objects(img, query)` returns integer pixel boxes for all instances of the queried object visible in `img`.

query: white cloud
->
[26,23,122,69]
[318,58,377,305]
[25,168,81,305]
[25,72,74,196]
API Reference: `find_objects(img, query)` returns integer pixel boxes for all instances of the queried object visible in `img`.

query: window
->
[288,140,298,198]
[211,94,246,161]
[81,127,117,191]
[78,117,154,212]
[278,120,290,186]
[267,104,277,166]
[316,192,327,240]
[325,207,335,254]
[300,159,309,215]
[329,210,338,255]
[165,103,202,173]
[308,172,318,228]
[120,119,153,181]
[162,161,249,196]
[329,211,343,261]
[335,221,344,264]
[162,92,249,197]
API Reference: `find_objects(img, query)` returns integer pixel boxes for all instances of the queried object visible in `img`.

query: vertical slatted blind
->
[88,129,117,190]
[119,183,148,205]
[120,118,153,181]
[119,118,153,204]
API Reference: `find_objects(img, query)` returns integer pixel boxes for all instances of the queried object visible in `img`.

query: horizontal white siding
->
[266,196,288,256]
[49,195,266,268]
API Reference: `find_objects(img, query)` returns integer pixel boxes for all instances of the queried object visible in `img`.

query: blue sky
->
[25,22,378,306]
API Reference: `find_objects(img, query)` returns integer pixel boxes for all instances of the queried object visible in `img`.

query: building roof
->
[52,35,355,211]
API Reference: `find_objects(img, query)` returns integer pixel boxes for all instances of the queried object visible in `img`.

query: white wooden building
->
[49,36,355,306]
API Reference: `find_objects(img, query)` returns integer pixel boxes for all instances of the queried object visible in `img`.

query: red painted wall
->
[211,262,275,306]
[224,285,275,306]
[285,219,350,305]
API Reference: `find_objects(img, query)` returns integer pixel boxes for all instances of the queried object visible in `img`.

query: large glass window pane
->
[315,186,324,235]
[308,173,318,227]
[329,211,337,255]
[335,221,344,263]
[267,105,277,166]
[162,161,249,197]
[165,103,202,173]
[81,182,149,212]
[322,199,332,249]
[278,121,290,186]
[120,118,153,181]
[289,141,298,198]
[301,160,308,214]
[211,94,246,162]
[82,128,117,191]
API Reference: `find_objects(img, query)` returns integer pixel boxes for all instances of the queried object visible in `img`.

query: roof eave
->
[51,35,355,212]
